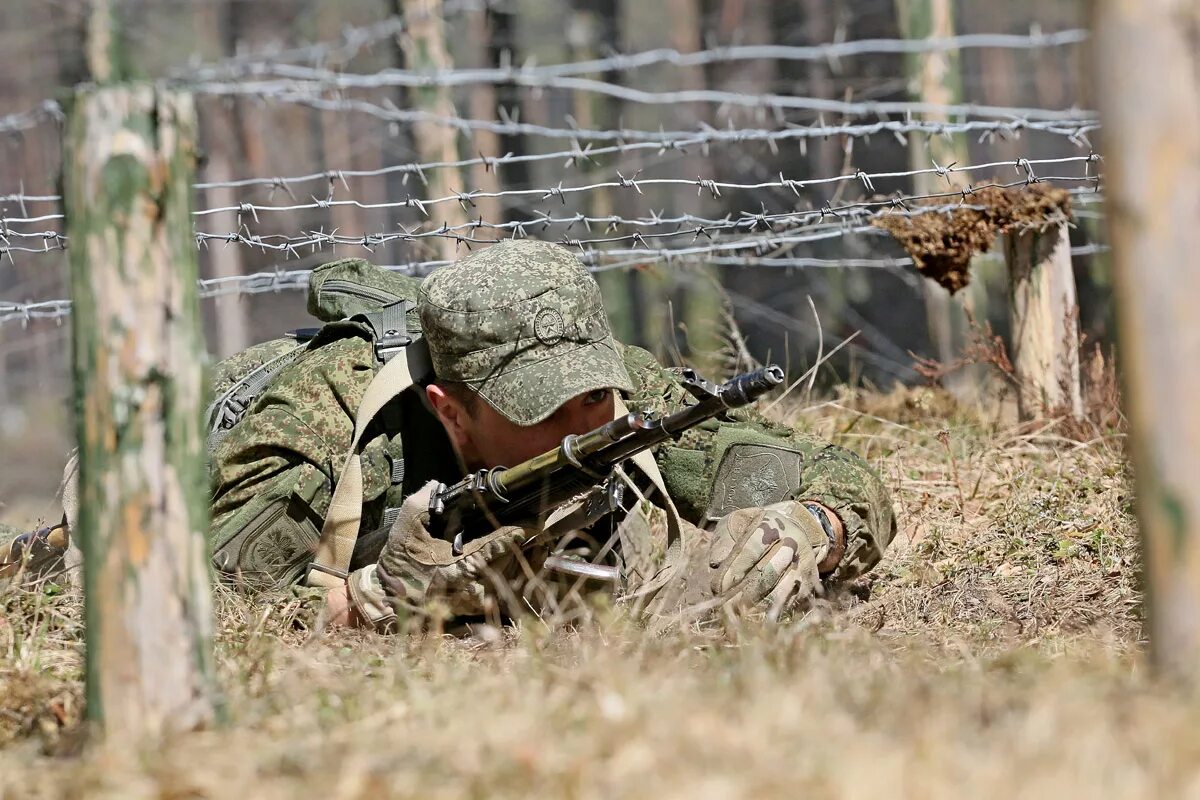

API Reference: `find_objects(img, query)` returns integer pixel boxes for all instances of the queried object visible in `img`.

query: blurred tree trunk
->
[399,0,467,261]
[1004,222,1082,420]
[618,0,670,352]
[316,0,365,246]
[1094,0,1200,685]
[896,0,979,398]
[802,0,842,187]
[197,2,249,357]
[199,131,251,357]
[485,7,531,220]
[68,80,215,740]
[619,0,723,361]
[460,7,502,225]
[664,0,721,368]
[567,2,630,341]
[514,0,567,188]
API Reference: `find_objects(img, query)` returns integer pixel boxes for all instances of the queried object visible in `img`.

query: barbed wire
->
[168,0,507,81]
[0,114,1100,211]
[186,177,1101,257]
[209,80,1094,126]
[0,100,63,135]
[187,153,1101,218]
[188,28,1089,85]
[170,18,410,80]
[0,151,1104,226]
[0,17,1106,340]
[1,163,1104,262]
[0,243,1111,327]
[194,116,1098,192]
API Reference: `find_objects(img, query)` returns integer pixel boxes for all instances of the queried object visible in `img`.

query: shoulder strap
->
[305,337,432,587]
[616,397,681,545]
[352,302,417,363]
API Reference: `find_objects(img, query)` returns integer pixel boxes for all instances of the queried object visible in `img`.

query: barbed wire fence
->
[0,5,1106,416]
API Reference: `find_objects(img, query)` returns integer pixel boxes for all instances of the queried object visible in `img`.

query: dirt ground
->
[0,384,1165,800]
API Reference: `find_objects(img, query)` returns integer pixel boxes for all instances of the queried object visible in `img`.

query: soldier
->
[208,239,895,631]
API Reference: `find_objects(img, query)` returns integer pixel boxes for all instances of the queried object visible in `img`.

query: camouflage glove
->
[707,501,834,621]
[360,481,537,627]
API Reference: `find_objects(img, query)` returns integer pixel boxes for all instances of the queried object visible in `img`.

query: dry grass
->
[0,386,1161,799]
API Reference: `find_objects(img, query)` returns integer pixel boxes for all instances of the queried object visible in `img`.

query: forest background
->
[0,0,1096,525]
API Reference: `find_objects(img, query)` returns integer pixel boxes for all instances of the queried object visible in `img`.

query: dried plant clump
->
[872,184,1073,293]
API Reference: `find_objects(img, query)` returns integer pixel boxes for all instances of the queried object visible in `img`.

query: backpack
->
[205,258,425,453]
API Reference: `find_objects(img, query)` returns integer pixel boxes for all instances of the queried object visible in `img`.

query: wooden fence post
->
[1004,221,1083,420]
[65,84,216,737]
[1094,0,1200,682]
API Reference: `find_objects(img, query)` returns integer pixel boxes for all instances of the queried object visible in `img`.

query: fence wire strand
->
[0,14,1107,342]
[190,28,1088,86]
[1,160,1103,263]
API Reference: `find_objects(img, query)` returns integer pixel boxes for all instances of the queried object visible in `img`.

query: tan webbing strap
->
[616,397,682,545]
[306,352,420,588]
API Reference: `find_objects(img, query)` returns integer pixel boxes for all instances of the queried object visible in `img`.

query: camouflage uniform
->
[207,240,895,628]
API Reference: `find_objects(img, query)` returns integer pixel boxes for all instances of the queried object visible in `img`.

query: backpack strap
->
[615,397,681,545]
[305,336,432,588]
[351,302,416,364]
[206,343,307,453]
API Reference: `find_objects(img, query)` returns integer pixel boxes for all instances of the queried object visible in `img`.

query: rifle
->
[429,365,784,555]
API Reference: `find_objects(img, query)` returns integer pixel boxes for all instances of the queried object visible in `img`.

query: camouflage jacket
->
[209,330,895,589]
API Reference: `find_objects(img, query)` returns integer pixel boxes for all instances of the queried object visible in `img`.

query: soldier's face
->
[429,386,617,469]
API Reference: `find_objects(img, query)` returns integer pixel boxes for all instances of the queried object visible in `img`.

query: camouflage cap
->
[418,239,633,425]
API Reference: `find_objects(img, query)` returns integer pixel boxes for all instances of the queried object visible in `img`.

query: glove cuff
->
[346,564,398,633]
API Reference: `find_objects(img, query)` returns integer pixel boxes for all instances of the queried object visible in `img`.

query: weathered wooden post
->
[1094,0,1200,683]
[1004,221,1083,419]
[65,0,216,739]
[66,81,216,736]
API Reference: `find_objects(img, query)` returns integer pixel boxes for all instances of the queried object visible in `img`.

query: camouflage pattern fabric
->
[608,499,830,627]
[207,240,896,624]
[706,501,829,620]
[419,239,633,425]
[349,481,602,631]
[620,344,895,584]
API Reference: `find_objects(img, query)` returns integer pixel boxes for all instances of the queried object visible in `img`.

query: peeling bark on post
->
[400,0,466,261]
[65,85,216,738]
[1005,221,1083,420]
[1094,0,1200,683]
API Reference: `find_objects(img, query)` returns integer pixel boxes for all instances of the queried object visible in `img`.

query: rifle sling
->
[305,339,429,588]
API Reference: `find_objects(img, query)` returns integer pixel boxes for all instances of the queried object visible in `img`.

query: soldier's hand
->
[374,480,534,609]
[708,500,838,621]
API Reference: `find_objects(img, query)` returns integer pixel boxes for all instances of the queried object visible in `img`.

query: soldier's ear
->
[426,384,472,448]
